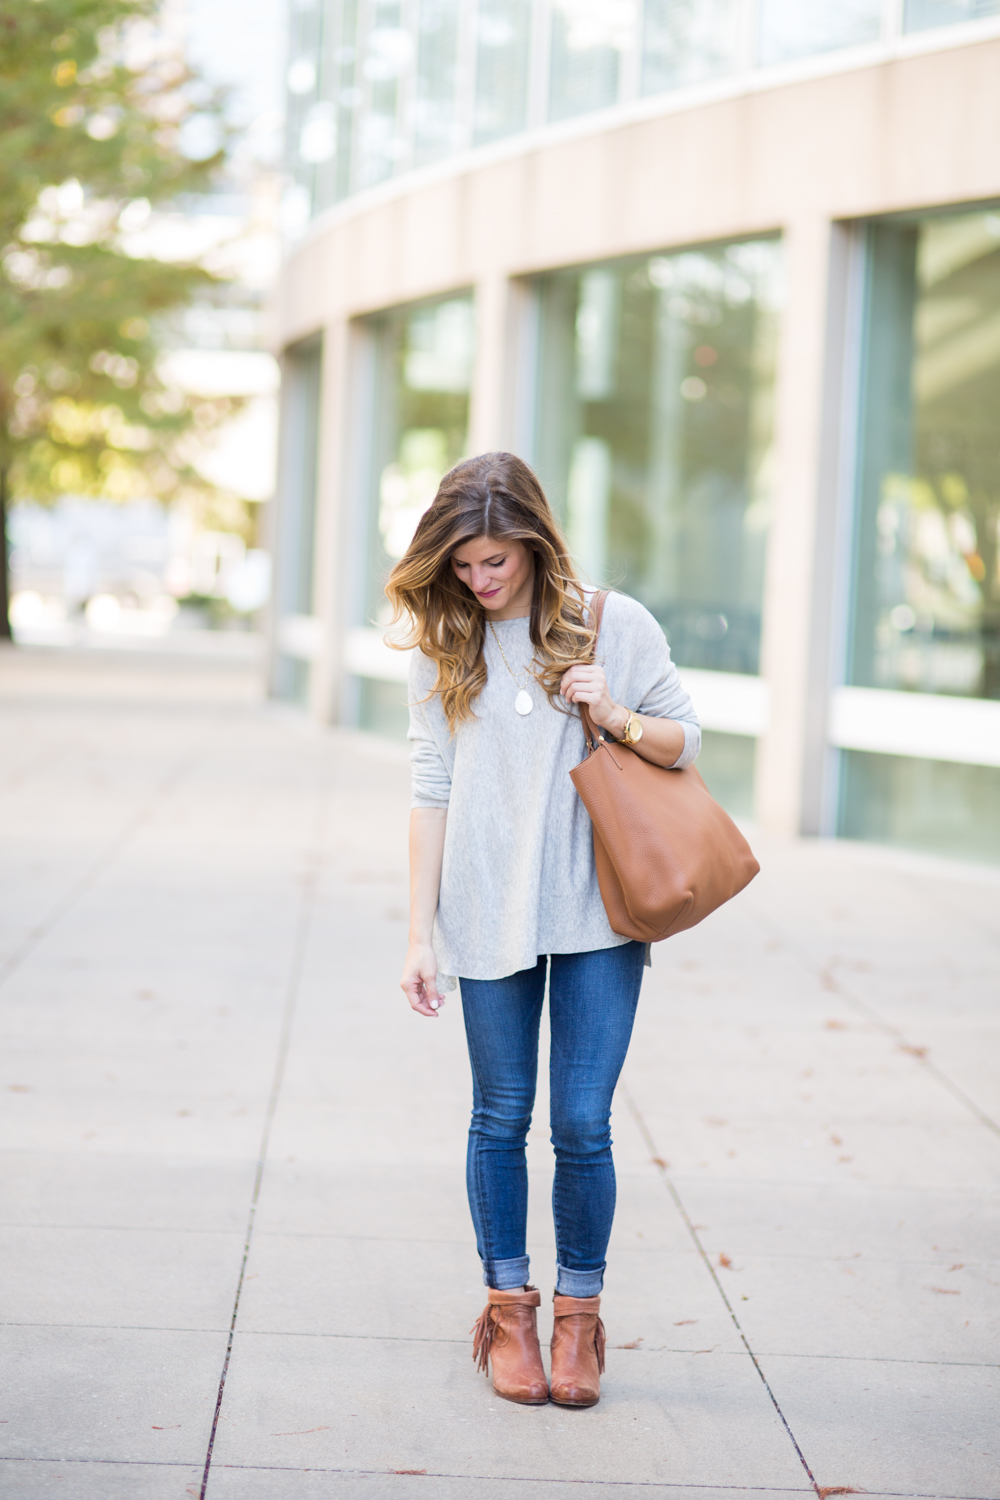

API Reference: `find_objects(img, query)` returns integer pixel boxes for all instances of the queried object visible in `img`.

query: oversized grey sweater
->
[408,590,701,983]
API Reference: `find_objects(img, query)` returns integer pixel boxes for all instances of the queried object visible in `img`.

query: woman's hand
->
[401,940,444,1018]
[405,808,447,1020]
[560,663,687,768]
[559,662,627,737]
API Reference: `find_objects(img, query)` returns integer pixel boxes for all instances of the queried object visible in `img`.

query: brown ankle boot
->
[550,1293,606,1407]
[471,1286,549,1405]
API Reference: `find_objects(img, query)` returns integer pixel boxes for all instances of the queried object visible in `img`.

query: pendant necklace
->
[488,620,534,716]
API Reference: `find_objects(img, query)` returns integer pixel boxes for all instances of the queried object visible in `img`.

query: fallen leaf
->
[900,1044,927,1059]
[824,1019,847,1030]
[817,1488,861,1497]
[830,1135,842,1147]
[151,1425,180,1430]
[718,1253,732,1269]
[948,1264,964,1272]
[616,1337,643,1349]
[8,1084,31,1092]
[674,1319,697,1326]
[393,1470,427,1476]
[928,1286,960,1295]
[650,1157,668,1169]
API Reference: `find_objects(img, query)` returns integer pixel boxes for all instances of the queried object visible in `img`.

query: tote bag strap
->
[579,589,610,752]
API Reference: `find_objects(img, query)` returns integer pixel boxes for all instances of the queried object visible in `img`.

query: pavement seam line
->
[198,781,329,1500]
[0,746,202,993]
[3,1459,990,1500]
[745,900,1000,1141]
[1,1321,996,1369]
[212,1461,996,1500]
[622,1087,822,1500]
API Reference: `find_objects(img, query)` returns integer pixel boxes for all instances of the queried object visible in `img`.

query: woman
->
[387,453,700,1408]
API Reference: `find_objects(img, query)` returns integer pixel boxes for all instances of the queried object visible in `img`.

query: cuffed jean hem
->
[555,1262,605,1298]
[484,1254,530,1290]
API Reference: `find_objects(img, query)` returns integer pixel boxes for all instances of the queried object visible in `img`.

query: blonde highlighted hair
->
[385,452,595,731]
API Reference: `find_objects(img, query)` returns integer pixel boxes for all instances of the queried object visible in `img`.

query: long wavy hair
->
[385,452,595,731]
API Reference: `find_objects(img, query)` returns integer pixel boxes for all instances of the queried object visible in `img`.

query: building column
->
[308,316,353,724]
[467,274,513,456]
[756,213,848,836]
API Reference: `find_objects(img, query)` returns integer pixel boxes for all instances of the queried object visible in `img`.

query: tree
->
[0,0,237,637]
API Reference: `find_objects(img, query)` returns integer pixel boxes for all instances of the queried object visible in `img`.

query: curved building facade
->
[269,0,1000,863]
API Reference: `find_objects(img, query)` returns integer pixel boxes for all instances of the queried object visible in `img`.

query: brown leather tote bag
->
[569,592,760,943]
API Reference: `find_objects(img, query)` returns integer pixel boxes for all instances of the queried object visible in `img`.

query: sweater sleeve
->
[609,594,702,769]
[407,652,453,808]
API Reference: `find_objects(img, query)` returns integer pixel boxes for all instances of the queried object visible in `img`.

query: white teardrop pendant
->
[514,688,533,716]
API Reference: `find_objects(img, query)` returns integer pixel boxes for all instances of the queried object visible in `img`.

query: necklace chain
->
[488,620,529,686]
[488,621,535,715]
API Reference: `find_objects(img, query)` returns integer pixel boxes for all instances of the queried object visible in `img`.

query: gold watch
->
[621,711,643,746]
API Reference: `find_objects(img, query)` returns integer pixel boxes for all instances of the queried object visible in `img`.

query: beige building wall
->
[275,36,1000,835]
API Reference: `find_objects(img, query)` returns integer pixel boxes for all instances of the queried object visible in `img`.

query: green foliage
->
[0,0,238,507]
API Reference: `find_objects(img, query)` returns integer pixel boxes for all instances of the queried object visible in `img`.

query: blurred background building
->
[8,0,284,649]
[267,0,1000,867]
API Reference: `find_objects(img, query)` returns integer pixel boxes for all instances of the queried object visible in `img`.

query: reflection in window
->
[549,0,630,122]
[367,296,475,619]
[474,0,532,145]
[533,239,782,675]
[641,0,743,95]
[758,0,882,66]
[840,751,1000,865]
[285,0,327,225]
[330,2,362,207]
[414,0,462,165]
[850,210,1000,701]
[905,0,1000,30]
[358,0,412,188]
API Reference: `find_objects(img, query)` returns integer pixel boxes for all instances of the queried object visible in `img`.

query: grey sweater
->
[408,590,701,983]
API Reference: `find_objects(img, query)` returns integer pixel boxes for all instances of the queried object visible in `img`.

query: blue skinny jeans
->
[458,941,645,1299]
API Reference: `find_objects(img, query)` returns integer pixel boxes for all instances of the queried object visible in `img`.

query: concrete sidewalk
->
[1,644,997,1500]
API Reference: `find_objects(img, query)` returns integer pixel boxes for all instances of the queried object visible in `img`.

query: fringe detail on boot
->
[470,1304,495,1375]
[594,1316,606,1375]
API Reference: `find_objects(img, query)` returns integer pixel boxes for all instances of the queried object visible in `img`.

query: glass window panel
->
[697,730,757,817]
[758,0,882,66]
[641,0,743,95]
[413,0,462,166]
[839,751,1000,866]
[474,0,532,146]
[285,0,326,225]
[357,0,413,189]
[365,295,475,621]
[533,238,782,674]
[849,210,1000,701]
[905,0,1000,30]
[549,0,633,122]
[330,0,362,206]
[295,0,364,215]
[359,676,412,738]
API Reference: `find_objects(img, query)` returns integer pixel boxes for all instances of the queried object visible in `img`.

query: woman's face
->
[451,535,534,618]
